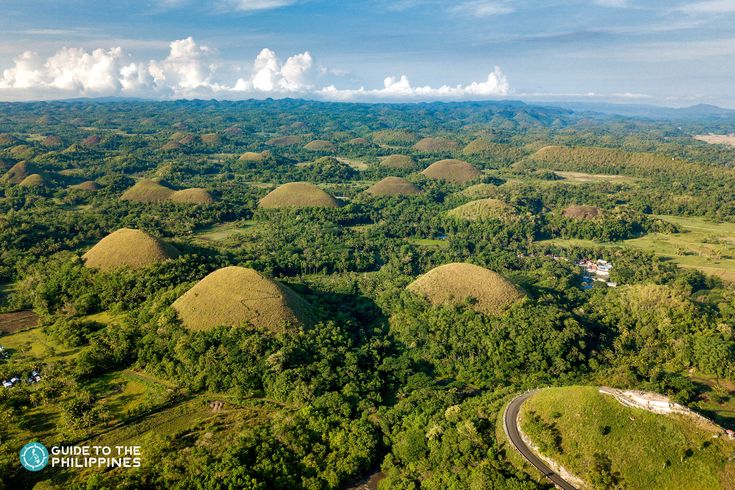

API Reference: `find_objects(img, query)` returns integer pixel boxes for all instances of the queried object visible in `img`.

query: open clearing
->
[520,386,735,490]
[539,215,735,282]
[407,237,450,249]
[194,220,259,241]
[0,310,39,333]
[553,170,638,184]
[0,326,82,360]
[695,134,735,147]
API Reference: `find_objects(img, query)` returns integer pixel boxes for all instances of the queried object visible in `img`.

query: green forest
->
[0,99,734,489]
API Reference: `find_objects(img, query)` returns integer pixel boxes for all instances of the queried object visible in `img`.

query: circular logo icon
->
[20,442,49,472]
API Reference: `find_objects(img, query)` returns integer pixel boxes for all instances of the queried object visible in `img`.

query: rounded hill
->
[366,177,421,197]
[3,161,39,184]
[170,188,215,204]
[172,266,313,332]
[563,204,603,220]
[460,183,498,199]
[407,262,523,315]
[448,198,515,221]
[259,182,340,209]
[18,174,46,188]
[413,137,458,153]
[380,154,415,169]
[70,181,100,191]
[238,151,267,162]
[83,228,181,271]
[421,159,482,184]
[120,180,175,203]
[304,140,335,151]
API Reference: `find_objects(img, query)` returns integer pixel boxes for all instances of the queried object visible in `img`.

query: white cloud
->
[450,1,514,17]
[594,0,629,7]
[676,1,735,14]
[319,67,510,101]
[0,38,511,102]
[220,0,298,12]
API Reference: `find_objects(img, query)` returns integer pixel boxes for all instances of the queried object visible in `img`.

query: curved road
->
[503,391,578,490]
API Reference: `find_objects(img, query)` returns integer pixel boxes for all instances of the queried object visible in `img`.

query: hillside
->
[519,386,735,490]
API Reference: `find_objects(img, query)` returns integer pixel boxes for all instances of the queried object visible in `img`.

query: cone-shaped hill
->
[69,181,101,191]
[259,182,341,209]
[563,205,603,220]
[413,137,458,152]
[3,161,40,184]
[238,151,268,162]
[407,263,523,315]
[18,174,46,188]
[172,266,313,332]
[120,180,175,202]
[380,154,416,169]
[448,198,515,221]
[422,159,481,184]
[366,177,421,197]
[304,140,335,151]
[170,188,215,204]
[83,228,181,271]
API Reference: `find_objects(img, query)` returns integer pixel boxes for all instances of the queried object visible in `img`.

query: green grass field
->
[519,386,735,490]
[0,326,83,360]
[689,373,735,431]
[194,220,259,241]
[407,238,450,249]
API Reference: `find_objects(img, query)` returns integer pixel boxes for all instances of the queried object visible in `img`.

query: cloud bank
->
[0,37,510,102]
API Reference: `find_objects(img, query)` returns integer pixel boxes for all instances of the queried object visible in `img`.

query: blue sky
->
[1,0,734,106]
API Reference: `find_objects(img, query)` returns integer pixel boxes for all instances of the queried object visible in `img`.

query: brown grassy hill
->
[366,177,422,196]
[463,138,526,163]
[563,204,603,220]
[18,174,46,188]
[380,154,416,169]
[422,159,481,184]
[3,161,39,184]
[120,179,175,203]
[178,134,198,146]
[170,188,215,204]
[8,145,36,160]
[413,137,458,152]
[448,198,515,221]
[223,126,243,136]
[407,263,523,315]
[304,140,336,151]
[200,133,220,145]
[81,135,101,147]
[172,266,313,332]
[239,151,268,162]
[0,134,20,146]
[259,182,341,209]
[42,136,63,148]
[83,228,180,271]
[70,181,101,191]
[160,141,182,151]
[460,183,498,199]
[348,137,370,146]
[372,130,417,146]
[266,135,302,147]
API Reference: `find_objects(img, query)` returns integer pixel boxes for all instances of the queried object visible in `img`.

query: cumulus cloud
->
[0,37,511,102]
[319,67,510,100]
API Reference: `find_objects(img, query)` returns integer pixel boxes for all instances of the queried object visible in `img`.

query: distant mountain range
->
[539,101,735,121]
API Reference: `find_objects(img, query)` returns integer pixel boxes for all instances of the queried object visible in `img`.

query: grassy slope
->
[519,386,735,490]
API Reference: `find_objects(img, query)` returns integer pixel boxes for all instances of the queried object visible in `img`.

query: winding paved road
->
[503,391,578,490]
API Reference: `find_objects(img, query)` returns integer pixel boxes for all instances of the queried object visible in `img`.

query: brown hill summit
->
[380,154,416,169]
[170,188,215,204]
[172,266,313,332]
[18,174,46,188]
[259,182,340,209]
[120,180,175,202]
[448,198,515,221]
[70,181,101,191]
[83,228,180,271]
[3,161,40,184]
[563,205,603,220]
[422,159,481,184]
[238,151,268,162]
[407,262,523,315]
[366,177,422,197]
[304,140,336,151]
[413,137,458,152]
